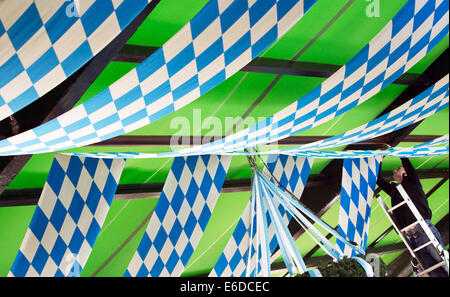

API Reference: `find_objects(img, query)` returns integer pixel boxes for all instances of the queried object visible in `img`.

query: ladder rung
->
[413,241,433,253]
[388,201,407,212]
[416,261,447,277]
[401,222,419,233]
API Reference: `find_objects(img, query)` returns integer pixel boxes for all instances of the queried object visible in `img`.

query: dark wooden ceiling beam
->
[0,2,161,195]
[0,168,447,208]
[113,44,430,87]
[78,134,441,147]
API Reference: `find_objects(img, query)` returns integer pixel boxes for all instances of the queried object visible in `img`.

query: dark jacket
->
[376,158,432,229]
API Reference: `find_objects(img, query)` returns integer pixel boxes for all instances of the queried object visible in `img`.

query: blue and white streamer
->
[69,135,449,160]
[336,157,382,257]
[157,0,449,157]
[125,155,231,277]
[279,75,449,154]
[256,172,307,276]
[263,155,312,255]
[289,146,449,159]
[0,0,317,156]
[9,154,125,277]
[410,133,449,148]
[209,189,258,277]
[258,170,368,275]
[68,73,449,160]
[287,132,449,158]
[215,169,365,277]
[210,155,313,277]
[0,0,152,121]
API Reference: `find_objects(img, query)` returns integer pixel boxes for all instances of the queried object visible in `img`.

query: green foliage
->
[296,256,388,277]
[318,257,367,277]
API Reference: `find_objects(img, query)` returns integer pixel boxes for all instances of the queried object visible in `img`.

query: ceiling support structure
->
[113,44,430,87]
[0,168,447,207]
[84,134,440,147]
[0,1,161,195]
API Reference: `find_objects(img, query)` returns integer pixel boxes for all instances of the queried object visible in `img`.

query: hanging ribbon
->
[214,169,368,277]
[125,155,231,277]
[255,171,307,276]
[244,181,263,277]
[257,170,372,276]
[259,171,344,262]
[0,0,318,156]
[336,157,382,257]
[0,0,152,121]
[210,155,313,276]
[9,154,125,277]
[263,155,313,254]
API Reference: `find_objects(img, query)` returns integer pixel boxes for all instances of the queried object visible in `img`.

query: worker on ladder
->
[377,158,448,277]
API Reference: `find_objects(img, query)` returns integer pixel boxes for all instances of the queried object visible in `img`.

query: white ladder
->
[376,184,449,277]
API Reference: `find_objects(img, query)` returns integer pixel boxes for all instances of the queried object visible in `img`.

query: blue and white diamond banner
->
[158,0,449,157]
[265,155,314,199]
[69,134,449,160]
[0,0,152,121]
[67,73,448,160]
[0,0,318,156]
[125,154,231,277]
[9,154,125,277]
[279,75,449,154]
[209,195,256,277]
[336,157,382,257]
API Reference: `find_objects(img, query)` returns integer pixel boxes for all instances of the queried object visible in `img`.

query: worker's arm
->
[376,174,396,196]
[401,158,420,183]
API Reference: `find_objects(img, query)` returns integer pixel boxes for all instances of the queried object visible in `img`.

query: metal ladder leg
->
[395,184,448,275]
[376,195,439,276]
[396,185,445,255]
[376,196,420,260]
